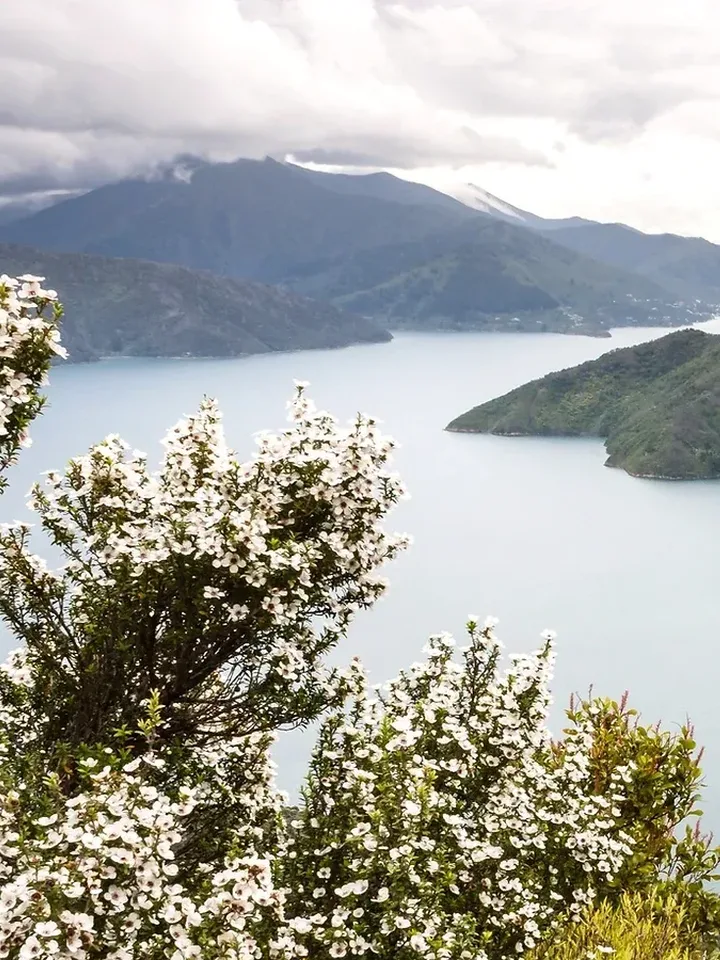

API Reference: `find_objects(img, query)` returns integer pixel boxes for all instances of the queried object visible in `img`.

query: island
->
[446,328,720,479]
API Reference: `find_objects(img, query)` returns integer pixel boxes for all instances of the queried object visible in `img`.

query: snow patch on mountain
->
[426,179,595,232]
[438,182,539,223]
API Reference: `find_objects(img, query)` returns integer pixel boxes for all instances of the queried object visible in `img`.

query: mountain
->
[0,243,390,362]
[0,158,470,282]
[430,179,720,303]
[284,218,714,336]
[535,222,720,303]
[446,328,720,479]
[4,156,717,337]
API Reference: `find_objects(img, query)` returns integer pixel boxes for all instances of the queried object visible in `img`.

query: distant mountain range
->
[1,156,719,355]
[434,179,720,303]
[0,243,390,362]
[447,328,720,480]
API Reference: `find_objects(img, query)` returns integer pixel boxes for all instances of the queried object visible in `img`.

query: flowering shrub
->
[0,383,408,759]
[284,622,720,960]
[2,618,716,960]
[559,695,720,934]
[0,274,64,489]
[0,276,717,959]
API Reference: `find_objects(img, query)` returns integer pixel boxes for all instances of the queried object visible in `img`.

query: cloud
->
[0,0,719,237]
[289,127,550,170]
[0,0,551,198]
[375,1,718,135]
[0,0,599,199]
[568,82,696,144]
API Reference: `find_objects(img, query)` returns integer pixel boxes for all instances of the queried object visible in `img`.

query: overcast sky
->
[2,0,720,239]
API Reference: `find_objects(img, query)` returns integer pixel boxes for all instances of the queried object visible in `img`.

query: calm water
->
[3,325,720,821]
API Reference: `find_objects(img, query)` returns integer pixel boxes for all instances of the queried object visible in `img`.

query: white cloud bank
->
[1,0,720,237]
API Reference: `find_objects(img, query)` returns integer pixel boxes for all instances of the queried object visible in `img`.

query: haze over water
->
[3,323,720,823]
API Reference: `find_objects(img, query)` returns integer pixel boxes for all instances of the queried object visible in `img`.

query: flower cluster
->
[0,275,64,486]
[0,670,295,960]
[284,622,639,960]
[0,644,303,960]
[0,740,298,960]
[0,385,408,752]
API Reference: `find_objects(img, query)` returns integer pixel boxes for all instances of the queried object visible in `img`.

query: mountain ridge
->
[0,242,391,363]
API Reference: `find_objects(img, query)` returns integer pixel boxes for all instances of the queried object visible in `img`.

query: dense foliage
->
[447,328,720,479]
[0,276,718,959]
[529,891,710,960]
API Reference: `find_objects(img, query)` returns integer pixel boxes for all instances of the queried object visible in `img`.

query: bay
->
[3,322,720,823]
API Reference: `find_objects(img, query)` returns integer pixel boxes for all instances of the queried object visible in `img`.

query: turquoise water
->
[3,324,720,822]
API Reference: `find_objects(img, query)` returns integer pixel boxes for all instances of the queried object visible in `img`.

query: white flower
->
[19,937,43,959]
[410,933,427,952]
[391,716,413,733]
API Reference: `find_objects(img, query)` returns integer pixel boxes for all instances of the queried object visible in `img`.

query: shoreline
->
[59,316,720,367]
[444,428,720,483]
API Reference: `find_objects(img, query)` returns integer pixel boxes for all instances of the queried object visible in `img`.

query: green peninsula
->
[446,329,720,479]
